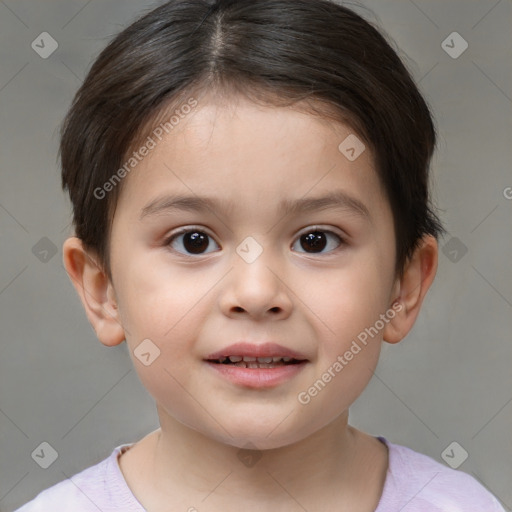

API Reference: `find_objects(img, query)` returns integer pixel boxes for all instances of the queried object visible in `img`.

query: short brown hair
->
[60,0,444,280]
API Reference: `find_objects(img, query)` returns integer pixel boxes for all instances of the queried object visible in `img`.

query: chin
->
[210,421,313,451]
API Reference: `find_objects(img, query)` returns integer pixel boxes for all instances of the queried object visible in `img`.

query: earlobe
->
[62,237,125,347]
[383,235,438,344]
[382,299,405,343]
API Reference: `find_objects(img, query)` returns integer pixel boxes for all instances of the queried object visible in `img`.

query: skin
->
[63,93,438,511]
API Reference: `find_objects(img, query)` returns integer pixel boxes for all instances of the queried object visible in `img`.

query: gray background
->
[0,0,511,510]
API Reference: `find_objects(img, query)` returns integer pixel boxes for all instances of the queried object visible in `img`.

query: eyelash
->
[163,226,347,258]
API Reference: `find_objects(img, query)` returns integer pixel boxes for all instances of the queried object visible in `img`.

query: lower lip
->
[204,361,308,388]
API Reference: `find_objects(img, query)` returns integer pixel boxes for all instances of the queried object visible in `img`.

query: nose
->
[219,247,293,321]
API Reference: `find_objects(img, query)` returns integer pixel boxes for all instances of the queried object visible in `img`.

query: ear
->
[62,237,125,347]
[383,235,438,344]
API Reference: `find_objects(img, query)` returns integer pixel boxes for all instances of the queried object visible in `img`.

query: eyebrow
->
[139,190,371,222]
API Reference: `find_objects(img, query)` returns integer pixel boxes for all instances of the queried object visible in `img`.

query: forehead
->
[116,96,385,220]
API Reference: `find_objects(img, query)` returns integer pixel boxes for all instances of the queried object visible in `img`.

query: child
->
[15,0,506,510]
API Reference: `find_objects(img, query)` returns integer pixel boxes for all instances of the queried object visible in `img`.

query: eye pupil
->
[301,231,327,253]
[184,232,209,254]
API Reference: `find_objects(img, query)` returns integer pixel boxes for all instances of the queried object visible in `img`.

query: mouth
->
[203,342,310,388]
[205,355,306,369]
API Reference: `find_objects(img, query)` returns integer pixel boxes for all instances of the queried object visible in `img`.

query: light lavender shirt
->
[14,436,506,511]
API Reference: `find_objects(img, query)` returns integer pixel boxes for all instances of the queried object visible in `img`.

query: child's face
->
[107,95,399,448]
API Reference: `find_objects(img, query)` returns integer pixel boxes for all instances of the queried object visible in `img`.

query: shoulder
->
[13,444,143,512]
[376,437,506,512]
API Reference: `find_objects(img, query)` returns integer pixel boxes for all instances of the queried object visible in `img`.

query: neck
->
[141,406,381,509]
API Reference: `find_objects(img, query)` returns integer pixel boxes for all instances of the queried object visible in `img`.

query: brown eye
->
[182,232,209,254]
[300,231,327,252]
[165,228,220,256]
[292,229,344,255]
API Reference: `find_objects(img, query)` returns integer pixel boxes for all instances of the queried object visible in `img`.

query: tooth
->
[257,357,273,363]
[272,356,282,362]
[282,357,292,362]
[218,357,228,363]
[247,362,259,369]
[228,356,243,362]
[242,356,257,362]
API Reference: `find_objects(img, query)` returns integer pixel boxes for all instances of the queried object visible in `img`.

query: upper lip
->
[205,342,309,361]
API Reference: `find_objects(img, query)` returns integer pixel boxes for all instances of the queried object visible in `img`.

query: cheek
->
[300,253,391,352]
[118,254,212,338]
[120,278,208,415]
